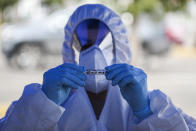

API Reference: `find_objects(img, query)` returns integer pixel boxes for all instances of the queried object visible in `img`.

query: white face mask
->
[79,45,109,94]
[73,32,114,64]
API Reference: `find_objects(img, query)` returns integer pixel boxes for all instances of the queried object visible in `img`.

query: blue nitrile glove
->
[42,63,87,105]
[105,64,152,120]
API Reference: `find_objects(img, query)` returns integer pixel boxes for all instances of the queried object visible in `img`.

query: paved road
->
[146,55,196,118]
[0,50,196,119]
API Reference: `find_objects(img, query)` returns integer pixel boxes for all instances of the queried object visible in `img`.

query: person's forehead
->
[76,19,109,30]
[74,19,110,48]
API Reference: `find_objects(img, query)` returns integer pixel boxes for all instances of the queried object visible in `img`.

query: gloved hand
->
[42,63,87,105]
[105,64,152,120]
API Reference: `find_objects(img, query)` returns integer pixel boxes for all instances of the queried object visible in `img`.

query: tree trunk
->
[130,22,142,66]
[0,9,4,23]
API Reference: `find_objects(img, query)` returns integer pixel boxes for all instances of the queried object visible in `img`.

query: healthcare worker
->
[0,4,196,131]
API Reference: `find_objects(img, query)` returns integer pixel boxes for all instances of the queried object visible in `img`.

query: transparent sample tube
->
[85,69,106,75]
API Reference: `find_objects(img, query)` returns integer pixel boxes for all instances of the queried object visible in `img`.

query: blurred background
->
[0,0,196,118]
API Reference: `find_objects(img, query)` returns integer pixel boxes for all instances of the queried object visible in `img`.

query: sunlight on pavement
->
[0,105,8,118]
[173,45,196,58]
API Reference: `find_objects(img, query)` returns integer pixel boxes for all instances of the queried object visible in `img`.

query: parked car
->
[0,8,75,69]
[136,14,172,56]
[135,14,173,70]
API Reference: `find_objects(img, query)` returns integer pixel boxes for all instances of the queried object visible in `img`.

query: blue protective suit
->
[1,4,196,131]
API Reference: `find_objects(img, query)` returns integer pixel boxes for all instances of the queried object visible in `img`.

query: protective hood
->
[62,4,131,64]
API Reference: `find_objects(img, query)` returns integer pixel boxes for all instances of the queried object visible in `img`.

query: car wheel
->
[10,44,44,70]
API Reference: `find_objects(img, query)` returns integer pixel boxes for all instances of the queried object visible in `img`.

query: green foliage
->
[159,0,188,11]
[127,0,189,20]
[127,0,158,19]
[42,0,63,6]
[0,0,18,11]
